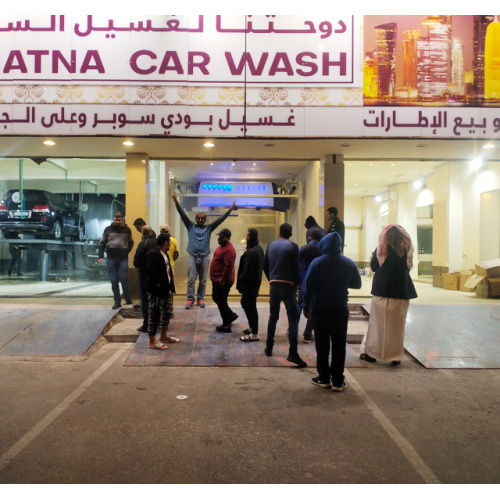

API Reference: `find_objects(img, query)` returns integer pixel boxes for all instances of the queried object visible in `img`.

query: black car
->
[0,189,85,241]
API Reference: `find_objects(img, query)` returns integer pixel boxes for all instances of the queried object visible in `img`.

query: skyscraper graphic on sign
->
[485,18,500,99]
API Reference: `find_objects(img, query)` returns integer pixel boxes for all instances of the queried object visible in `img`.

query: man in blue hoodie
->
[302,232,362,391]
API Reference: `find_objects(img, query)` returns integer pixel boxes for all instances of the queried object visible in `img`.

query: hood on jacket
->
[319,231,342,255]
[246,228,259,249]
[305,215,320,229]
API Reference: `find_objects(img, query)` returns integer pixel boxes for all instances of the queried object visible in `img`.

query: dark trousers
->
[241,293,259,335]
[139,276,149,327]
[267,283,300,353]
[312,306,349,386]
[212,281,234,325]
[106,258,130,305]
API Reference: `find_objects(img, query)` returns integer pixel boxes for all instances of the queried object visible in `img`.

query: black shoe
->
[391,360,401,366]
[137,325,148,332]
[243,328,253,335]
[311,377,331,388]
[112,303,121,310]
[303,336,314,343]
[125,299,132,305]
[216,325,232,333]
[332,382,347,392]
[228,313,239,325]
[7,271,11,277]
[264,346,273,357]
[360,353,376,363]
[287,352,307,368]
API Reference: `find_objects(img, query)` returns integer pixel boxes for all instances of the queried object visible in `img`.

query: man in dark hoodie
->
[304,215,326,241]
[237,228,265,341]
[302,231,362,392]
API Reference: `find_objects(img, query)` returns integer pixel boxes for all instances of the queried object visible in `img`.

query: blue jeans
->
[266,283,300,353]
[187,254,210,302]
[106,258,130,305]
[312,306,349,386]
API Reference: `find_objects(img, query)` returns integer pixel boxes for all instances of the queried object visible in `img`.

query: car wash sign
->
[0,14,361,137]
[0,15,359,85]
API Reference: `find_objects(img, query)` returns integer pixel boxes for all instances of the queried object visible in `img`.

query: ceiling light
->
[470,158,483,171]
[123,140,134,146]
[483,143,495,149]
[413,179,423,189]
[43,140,55,146]
[204,141,214,148]
[375,195,382,203]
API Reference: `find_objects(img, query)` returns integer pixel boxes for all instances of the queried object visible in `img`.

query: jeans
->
[187,254,210,302]
[139,276,149,327]
[266,283,300,353]
[312,306,349,387]
[106,258,130,305]
[212,281,234,325]
[241,293,259,335]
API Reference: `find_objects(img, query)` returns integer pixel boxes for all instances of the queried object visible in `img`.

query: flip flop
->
[148,342,168,350]
[161,336,180,343]
[240,334,259,342]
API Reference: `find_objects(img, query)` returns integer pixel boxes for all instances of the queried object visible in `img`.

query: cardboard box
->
[459,271,474,292]
[463,273,500,298]
[443,272,459,290]
[475,259,500,278]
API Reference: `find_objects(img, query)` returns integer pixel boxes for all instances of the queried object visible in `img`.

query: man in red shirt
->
[210,228,238,333]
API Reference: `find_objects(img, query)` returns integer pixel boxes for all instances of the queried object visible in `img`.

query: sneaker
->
[137,325,148,332]
[311,377,331,388]
[185,300,194,309]
[264,346,273,357]
[303,336,314,343]
[332,382,347,392]
[228,313,238,324]
[216,325,232,333]
[198,300,205,308]
[287,352,307,368]
[111,302,121,310]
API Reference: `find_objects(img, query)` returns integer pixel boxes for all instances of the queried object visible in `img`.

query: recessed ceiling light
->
[264,143,275,147]
[483,143,495,149]
[340,143,351,147]
[123,140,134,146]
[204,141,214,148]
[43,140,55,145]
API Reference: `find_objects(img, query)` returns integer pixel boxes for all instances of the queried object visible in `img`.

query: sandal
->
[240,334,259,342]
[161,336,180,343]
[148,342,168,350]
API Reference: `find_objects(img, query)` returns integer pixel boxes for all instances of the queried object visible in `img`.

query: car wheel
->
[77,224,86,241]
[53,220,63,240]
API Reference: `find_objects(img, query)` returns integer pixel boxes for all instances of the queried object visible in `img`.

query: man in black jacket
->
[145,233,179,349]
[98,212,134,309]
[237,228,264,341]
[326,207,345,250]
[133,225,157,332]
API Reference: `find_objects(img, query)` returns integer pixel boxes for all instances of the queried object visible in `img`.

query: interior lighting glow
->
[123,140,134,146]
[204,141,214,148]
[375,195,382,203]
[413,179,423,189]
[43,140,55,145]
[470,158,483,171]
[483,143,495,149]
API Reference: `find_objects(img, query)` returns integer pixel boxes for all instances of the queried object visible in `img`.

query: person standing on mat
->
[359,224,417,366]
[210,228,238,333]
[145,232,179,350]
[172,192,237,310]
[133,225,157,332]
[237,228,264,342]
[263,223,307,368]
[302,231,362,391]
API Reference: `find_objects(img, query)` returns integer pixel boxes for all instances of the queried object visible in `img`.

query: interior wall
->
[480,190,500,262]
